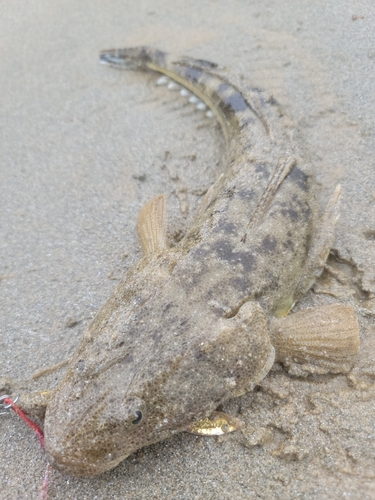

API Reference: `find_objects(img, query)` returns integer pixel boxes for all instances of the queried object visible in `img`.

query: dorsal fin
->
[243,156,296,237]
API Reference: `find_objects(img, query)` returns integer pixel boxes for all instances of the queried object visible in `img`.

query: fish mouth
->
[45,446,126,477]
[44,418,133,477]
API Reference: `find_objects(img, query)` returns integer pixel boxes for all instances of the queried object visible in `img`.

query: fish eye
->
[132,410,143,425]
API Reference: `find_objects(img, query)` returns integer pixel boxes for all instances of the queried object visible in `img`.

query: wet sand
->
[1,1,374,498]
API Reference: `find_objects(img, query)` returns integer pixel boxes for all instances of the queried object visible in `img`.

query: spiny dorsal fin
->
[247,156,296,232]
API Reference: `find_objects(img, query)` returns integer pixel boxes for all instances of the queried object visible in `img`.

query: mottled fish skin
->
[44,47,320,476]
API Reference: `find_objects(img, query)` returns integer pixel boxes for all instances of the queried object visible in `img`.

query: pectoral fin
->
[186,411,244,436]
[136,194,168,256]
[269,303,359,375]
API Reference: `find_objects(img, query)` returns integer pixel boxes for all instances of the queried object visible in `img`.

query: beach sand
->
[1,1,374,498]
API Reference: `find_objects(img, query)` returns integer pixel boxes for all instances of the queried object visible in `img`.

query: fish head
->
[43,299,273,477]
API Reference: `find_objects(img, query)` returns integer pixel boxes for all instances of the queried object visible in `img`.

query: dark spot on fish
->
[195,59,218,69]
[184,67,203,83]
[178,57,218,70]
[304,231,313,256]
[218,84,249,113]
[225,94,249,113]
[261,235,277,253]
[288,166,309,191]
[237,188,255,199]
[255,163,270,178]
[283,239,295,252]
[302,204,312,220]
[232,276,253,294]
[288,208,299,221]
[215,219,237,235]
[212,239,256,273]
[281,208,299,221]
[213,240,235,260]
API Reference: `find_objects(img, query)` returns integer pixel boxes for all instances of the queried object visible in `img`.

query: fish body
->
[41,48,357,476]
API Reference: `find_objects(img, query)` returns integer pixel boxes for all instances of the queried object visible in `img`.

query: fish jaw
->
[43,376,148,477]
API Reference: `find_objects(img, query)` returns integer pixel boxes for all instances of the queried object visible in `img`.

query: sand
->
[1,0,374,498]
